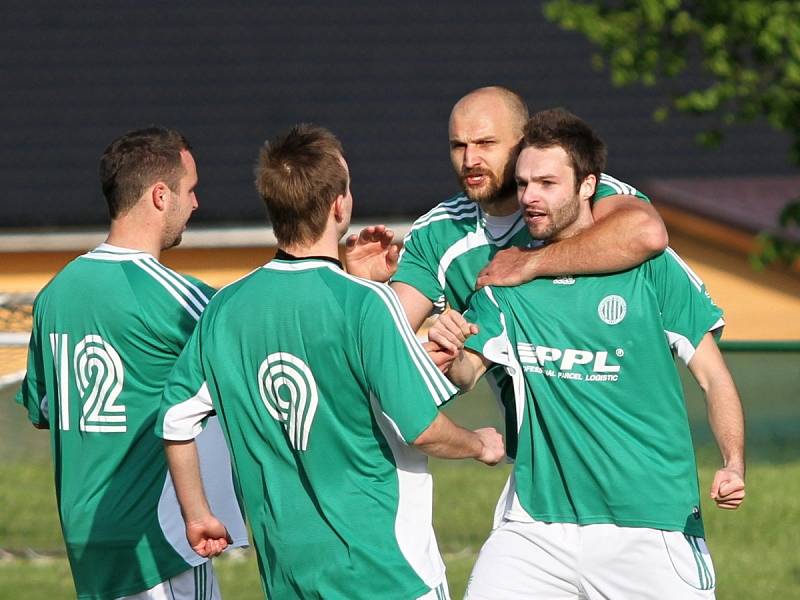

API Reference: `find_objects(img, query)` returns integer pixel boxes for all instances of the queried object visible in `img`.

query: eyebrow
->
[518,173,560,182]
[450,136,497,144]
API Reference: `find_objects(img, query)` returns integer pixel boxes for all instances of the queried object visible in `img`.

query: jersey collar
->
[274,248,343,269]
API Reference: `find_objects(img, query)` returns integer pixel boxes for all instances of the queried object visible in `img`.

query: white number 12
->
[49,333,127,432]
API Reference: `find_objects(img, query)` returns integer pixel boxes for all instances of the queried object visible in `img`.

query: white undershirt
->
[483,211,522,240]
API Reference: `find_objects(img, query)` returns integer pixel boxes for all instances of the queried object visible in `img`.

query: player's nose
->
[463,144,481,168]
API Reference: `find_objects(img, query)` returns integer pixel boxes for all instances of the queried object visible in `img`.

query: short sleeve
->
[358,284,457,443]
[646,248,725,365]
[156,324,214,440]
[392,225,445,306]
[15,312,49,427]
[595,173,650,204]
[463,287,515,369]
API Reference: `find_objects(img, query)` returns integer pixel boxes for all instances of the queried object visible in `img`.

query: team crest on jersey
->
[598,295,627,325]
[553,275,575,285]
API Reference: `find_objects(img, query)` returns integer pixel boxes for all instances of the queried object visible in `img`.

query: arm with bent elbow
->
[412,412,504,465]
[478,195,668,287]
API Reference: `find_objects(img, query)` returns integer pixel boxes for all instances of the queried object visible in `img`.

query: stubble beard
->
[527,193,582,241]
[164,232,183,250]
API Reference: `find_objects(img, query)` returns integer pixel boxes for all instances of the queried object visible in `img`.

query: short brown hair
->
[254,124,348,246]
[99,127,191,219]
[522,108,607,191]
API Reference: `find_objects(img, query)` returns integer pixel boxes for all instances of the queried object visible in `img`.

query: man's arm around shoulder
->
[478,195,668,287]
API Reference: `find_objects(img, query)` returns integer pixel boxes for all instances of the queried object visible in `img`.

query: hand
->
[423,340,458,373]
[476,246,540,288]
[428,310,479,354]
[186,516,233,557]
[474,427,505,465]
[710,466,746,510]
[345,225,400,282]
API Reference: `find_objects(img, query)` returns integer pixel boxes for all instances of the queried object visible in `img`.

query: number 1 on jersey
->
[49,333,127,432]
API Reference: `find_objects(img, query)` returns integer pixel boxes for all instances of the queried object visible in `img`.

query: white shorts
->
[465,519,715,600]
[116,562,220,600]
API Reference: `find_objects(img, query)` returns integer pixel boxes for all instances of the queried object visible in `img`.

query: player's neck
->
[106,221,163,260]
[281,230,341,263]
[479,193,519,217]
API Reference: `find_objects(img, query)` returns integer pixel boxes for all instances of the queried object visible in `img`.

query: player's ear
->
[579,174,596,203]
[332,194,346,223]
[151,182,170,211]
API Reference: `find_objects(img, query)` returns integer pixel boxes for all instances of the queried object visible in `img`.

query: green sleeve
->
[14,311,48,427]
[645,248,725,364]
[358,285,457,442]
[392,225,445,305]
[463,287,514,369]
[183,273,217,298]
[156,324,213,440]
[126,265,212,355]
[595,173,650,204]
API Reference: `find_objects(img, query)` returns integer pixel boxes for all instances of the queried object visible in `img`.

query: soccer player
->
[15,127,247,600]
[430,109,746,599]
[346,85,668,454]
[346,85,667,328]
[156,124,506,600]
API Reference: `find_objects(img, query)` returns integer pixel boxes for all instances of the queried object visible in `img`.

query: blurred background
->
[1,2,798,598]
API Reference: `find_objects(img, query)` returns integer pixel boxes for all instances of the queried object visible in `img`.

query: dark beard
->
[459,148,518,205]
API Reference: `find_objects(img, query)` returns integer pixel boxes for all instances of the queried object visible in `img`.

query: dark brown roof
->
[1,2,796,228]
[644,176,800,233]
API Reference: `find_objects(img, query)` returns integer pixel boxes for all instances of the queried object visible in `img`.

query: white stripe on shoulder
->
[142,258,210,307]
[406,209,479,240]
[599,173,637,196]
[410,195,477,225]
[134,259,201,321]
[665,247,703,291]
[334,268,457,404]
[414,195,473,221]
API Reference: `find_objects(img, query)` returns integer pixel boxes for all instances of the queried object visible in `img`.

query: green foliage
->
[751,200,800,270]
[543,0,800,268]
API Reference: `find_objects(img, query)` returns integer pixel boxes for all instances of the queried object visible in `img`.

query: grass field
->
[2,354,799,599]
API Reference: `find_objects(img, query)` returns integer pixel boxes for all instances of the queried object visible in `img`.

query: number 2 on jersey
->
[49,333,127,432]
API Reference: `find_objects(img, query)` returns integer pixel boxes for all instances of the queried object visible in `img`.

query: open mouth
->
[462,170,490,188]
[524,210,548,224]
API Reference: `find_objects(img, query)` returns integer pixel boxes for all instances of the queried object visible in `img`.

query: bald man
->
[346,88,667,455]
[347,86,666,328]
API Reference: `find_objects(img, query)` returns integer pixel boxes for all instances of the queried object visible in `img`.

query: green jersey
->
[394,174,649,456]
[157,257,457,600]
[393,174,649,313]
[464,248,724,537]
[15,244,247,600]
